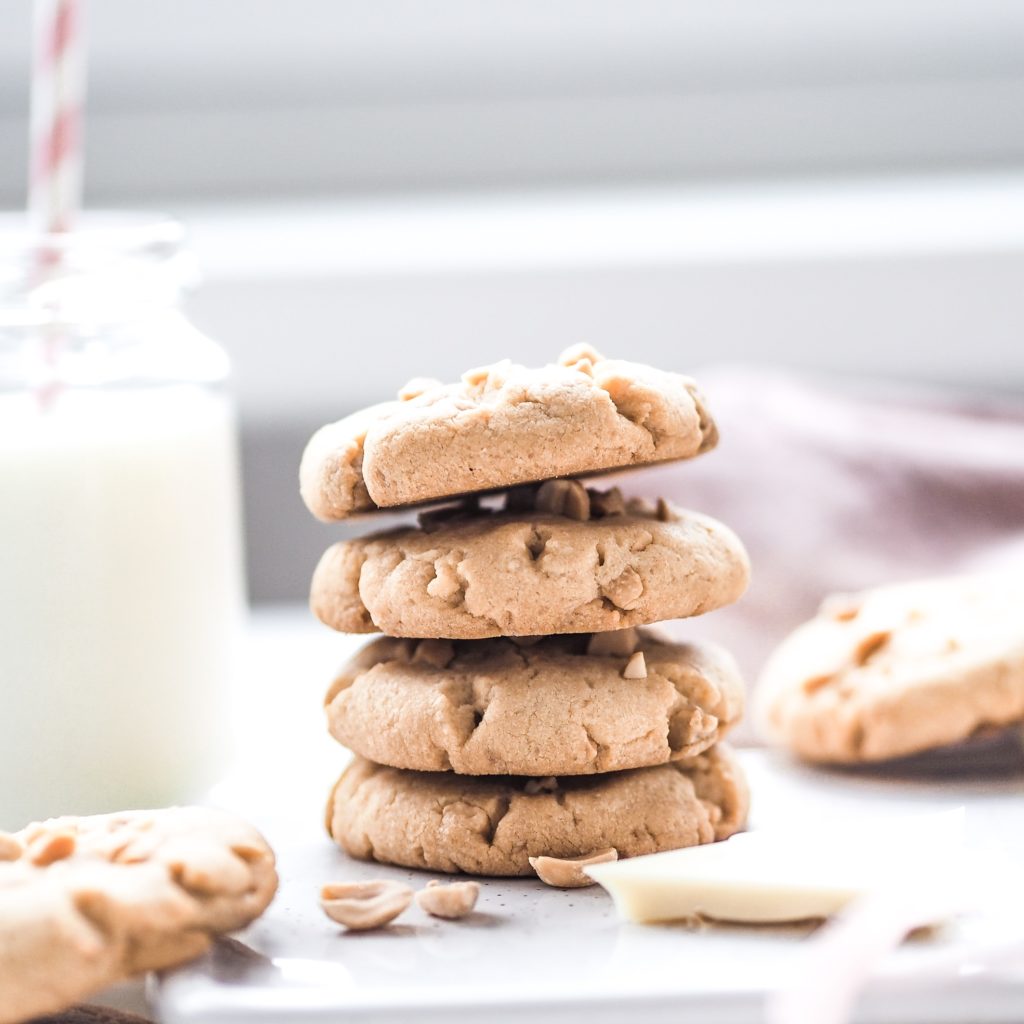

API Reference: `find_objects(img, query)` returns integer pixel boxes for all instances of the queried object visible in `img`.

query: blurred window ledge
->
[147,172,1024,425]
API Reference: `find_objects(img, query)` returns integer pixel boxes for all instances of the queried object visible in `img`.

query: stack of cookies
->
[300,347,752,878]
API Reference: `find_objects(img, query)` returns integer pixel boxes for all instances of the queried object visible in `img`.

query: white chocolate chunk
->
[586,812,966,924]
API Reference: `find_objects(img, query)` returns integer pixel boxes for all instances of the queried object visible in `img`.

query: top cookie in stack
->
[300,344,716,521]
[302,346,751,878]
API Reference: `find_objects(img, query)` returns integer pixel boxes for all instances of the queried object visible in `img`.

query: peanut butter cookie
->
[326,745,748,876]
[300,346,717,520]
[311,490,749,638]
[325,630,744,775]
[0,807,276,1024]
[756,574,1024,763]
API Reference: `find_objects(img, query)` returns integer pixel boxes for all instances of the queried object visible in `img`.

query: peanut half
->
[415,880,480,919]
[320,879,413,931]
[535,479,590,520]
[529,848,619,889]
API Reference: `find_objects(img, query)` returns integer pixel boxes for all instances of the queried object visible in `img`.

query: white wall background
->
[2,1,1024,202]
[2,2,1023,598]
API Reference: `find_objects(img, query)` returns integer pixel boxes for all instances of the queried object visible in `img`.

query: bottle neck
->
[0,216,227,394]
[0,215,193,331]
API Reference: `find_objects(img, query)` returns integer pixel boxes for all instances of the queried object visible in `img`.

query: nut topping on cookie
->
[397,377,443,402]
[535,479,591,520]
[602,566,645,611]
[623,651,648,679]
[529,848,618,888]
[559,343,604,373]
[28,829,77,866]
[320,879,413,931]
[0,832,23,861]
[415,880,480,919]
[589,486,625,518]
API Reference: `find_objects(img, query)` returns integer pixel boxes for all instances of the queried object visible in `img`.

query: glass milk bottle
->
[0,217,244,828]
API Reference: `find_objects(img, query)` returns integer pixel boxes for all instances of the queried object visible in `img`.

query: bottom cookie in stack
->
[322,630,749,877]
[326,746,748,877]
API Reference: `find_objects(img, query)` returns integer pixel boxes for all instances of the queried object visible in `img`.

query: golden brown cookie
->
[756,574,1024,763]
[0,808,276,1024]
[325,630,744,775]
[326,745,748,876]
[299,346,717,521]
[311,492,749,638]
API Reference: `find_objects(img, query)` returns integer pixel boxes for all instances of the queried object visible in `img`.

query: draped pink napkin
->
[623,367,1024,741]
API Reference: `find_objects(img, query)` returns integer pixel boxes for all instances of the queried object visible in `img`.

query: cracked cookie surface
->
[311,498,749,638]
[325,631,744,775]
[326,745,748,876]
[0,807,277,1024]
[300,346,717,520]
[756,574,1024,763]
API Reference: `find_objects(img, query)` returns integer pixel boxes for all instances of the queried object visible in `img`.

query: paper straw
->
[28,0,85,409]
[29,0,84,236]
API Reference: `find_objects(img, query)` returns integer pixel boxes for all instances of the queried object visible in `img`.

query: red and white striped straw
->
[29,0,85,237]
[28,0,85,410]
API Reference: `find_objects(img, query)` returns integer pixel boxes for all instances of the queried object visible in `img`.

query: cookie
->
[325,630,744,775]
[755,574,1024,763]
[0,807,276,1024]
[325,745,748,876]
[300,346,717,521]
[311,489,749,638]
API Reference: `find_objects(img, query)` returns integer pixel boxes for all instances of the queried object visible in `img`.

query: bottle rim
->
[0,213,184,266]
[0,214,194,327]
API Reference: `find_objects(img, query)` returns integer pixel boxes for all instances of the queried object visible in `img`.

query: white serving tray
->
[153,749,1024,1024]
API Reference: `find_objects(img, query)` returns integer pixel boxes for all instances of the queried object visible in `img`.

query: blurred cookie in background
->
[754,573,1024,765]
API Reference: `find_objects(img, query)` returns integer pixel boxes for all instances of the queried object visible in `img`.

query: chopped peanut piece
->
[589,487,625,518]
[28,830,76,866]
[530,848,618,888]
[535,479,590,520]
[320,879,413,931]
[415,880,480,919]
[602,566,644,610]
[397,377,442,401]
[623,651,647,679]
[559,343,604,368]
[0,832,23,862]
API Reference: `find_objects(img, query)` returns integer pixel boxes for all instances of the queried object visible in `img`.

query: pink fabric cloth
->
[616,368,1024,740]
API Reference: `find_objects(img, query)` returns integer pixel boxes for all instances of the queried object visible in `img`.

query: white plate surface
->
[153,747,1024,1024]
